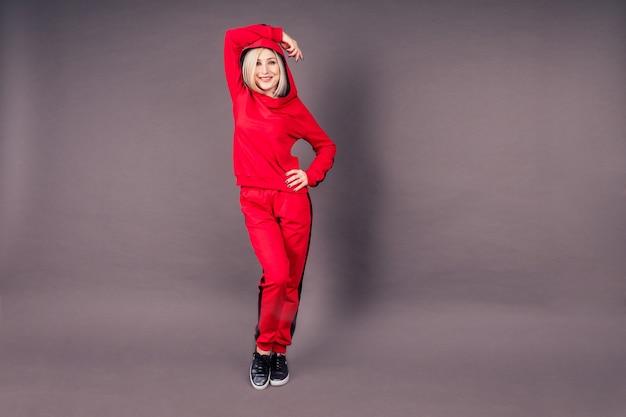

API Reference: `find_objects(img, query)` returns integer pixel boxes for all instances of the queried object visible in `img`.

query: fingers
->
[294,48,303,62]
[285,44,302,61]
[285,169,308,191]
[280,32,303,61]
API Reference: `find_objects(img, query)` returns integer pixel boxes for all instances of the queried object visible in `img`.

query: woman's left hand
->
[285,169,308,192]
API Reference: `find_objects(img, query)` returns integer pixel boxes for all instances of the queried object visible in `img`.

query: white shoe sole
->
[269,374,290,386]
[250,366,270,390]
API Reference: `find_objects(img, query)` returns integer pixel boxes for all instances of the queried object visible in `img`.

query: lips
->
[255,73,278,94]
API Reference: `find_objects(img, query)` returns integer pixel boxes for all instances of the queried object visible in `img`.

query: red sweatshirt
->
[224,24,336,192]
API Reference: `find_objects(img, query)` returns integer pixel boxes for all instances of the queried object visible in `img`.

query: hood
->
[241,38,298,104]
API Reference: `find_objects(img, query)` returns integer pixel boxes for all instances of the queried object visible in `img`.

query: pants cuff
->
[272,344,287,354]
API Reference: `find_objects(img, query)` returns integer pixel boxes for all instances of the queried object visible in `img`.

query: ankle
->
[256,347,271,356]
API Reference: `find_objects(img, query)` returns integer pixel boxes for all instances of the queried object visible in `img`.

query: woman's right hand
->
[280,32,303,62]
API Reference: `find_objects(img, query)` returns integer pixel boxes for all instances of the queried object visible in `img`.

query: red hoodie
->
[224,24,336,192]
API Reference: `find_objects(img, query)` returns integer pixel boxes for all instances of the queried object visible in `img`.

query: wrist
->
[271,27,283,43]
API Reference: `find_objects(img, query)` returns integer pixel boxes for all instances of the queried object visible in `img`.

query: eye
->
[256,61,262,66]
[268,60,277,65]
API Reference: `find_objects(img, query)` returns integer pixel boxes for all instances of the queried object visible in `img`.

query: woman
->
[224,24,336,389]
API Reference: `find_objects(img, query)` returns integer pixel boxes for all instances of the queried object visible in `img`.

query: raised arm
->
[224,24,283,99]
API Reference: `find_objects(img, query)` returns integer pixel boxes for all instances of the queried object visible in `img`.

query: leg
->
[272,192,312,353]
[240,187,291,353]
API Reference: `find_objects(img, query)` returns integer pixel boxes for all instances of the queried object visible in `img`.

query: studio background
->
[1,0,625,416]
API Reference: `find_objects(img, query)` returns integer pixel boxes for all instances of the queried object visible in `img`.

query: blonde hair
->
[241,47,289,98]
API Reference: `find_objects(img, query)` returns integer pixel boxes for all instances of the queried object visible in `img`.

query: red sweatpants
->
[240,187,312,354]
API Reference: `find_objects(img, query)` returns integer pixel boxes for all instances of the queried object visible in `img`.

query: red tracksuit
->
[224,25,336,354]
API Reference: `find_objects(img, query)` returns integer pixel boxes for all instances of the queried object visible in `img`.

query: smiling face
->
[254,48,280,96]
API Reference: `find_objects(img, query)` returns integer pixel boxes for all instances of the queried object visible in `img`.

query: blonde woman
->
[224,24,336,389]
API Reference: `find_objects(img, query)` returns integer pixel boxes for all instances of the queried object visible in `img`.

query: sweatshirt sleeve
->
[224,24,283,99]
[299,107,337,187]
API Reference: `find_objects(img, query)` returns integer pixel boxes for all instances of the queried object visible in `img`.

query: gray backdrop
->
[1,0,625,416]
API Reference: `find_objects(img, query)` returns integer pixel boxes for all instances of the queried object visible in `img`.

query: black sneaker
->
[269,353,290,386]
[250,352,271,390]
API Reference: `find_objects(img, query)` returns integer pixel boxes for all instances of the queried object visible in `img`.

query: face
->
[254,49,280,96]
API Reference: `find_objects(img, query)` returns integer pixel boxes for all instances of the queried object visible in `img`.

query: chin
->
[257,84,278,94]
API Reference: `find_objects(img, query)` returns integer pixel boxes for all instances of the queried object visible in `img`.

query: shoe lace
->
[253,354,270,373]
[272,354,286,371]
